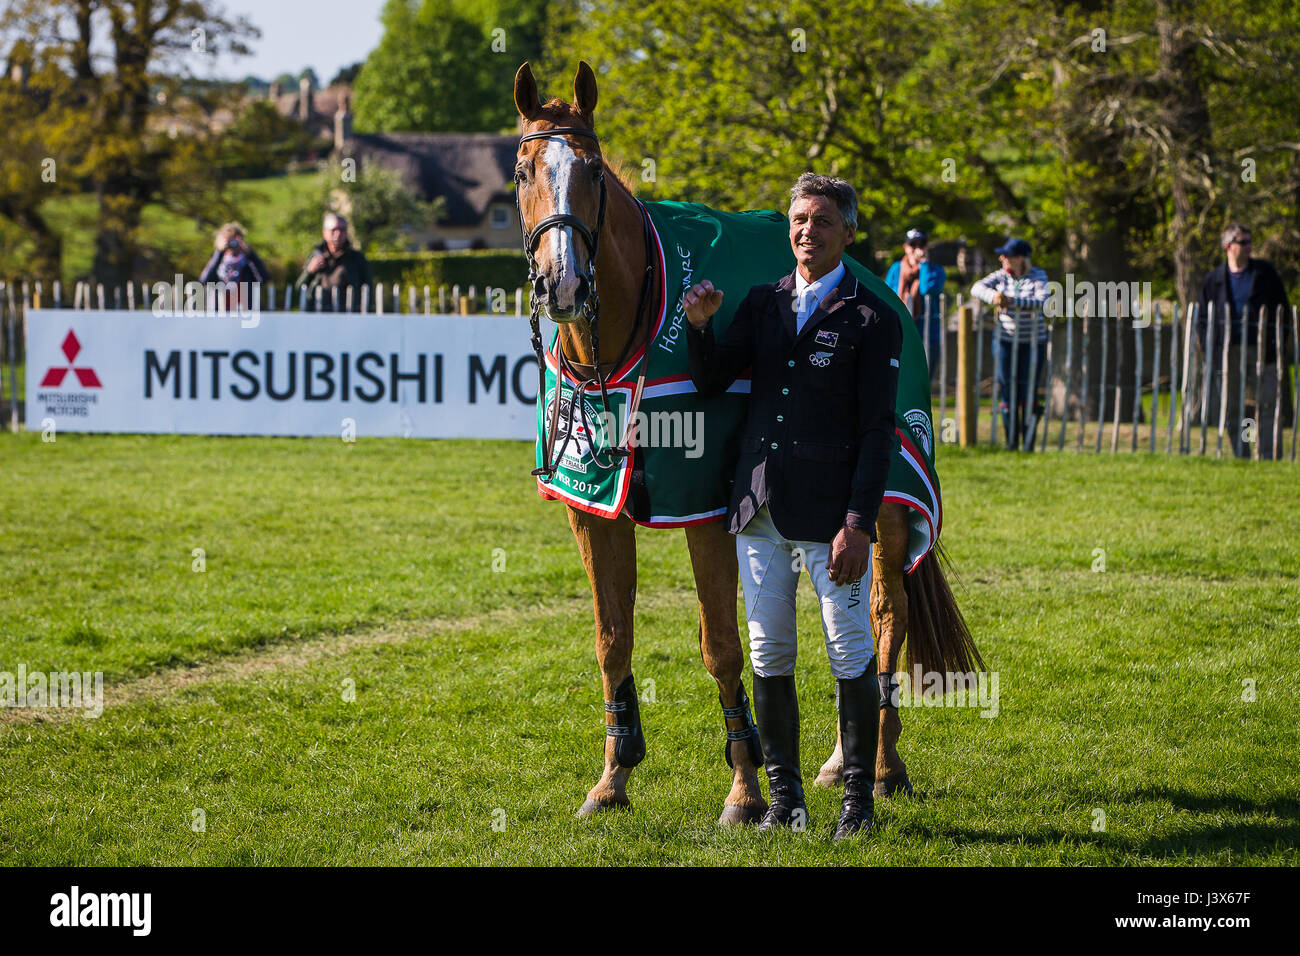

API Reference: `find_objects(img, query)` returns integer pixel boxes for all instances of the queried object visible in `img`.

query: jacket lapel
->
[792,267,859,349]
[774,271,798,342]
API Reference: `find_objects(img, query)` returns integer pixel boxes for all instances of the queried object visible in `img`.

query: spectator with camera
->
[297,212,373,312]
[199,222,269,312]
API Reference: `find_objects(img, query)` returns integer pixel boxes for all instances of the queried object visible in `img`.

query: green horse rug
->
[537,200,942,572]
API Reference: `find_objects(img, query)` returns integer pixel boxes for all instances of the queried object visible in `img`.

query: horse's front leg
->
[685,520,767,826]
[568,506,643,816]
[814,503,912,795]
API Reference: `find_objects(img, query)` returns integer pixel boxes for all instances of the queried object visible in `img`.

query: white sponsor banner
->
[26,310,540,438]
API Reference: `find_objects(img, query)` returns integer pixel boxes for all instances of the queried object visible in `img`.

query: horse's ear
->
[573,60,598,118]
[514,62,541,120]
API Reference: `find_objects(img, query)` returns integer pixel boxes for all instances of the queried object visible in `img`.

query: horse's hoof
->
[874,772,913,798]
[718,801,767,827]
[577,796,630,818]
[814,752,844,788]
[814,765,843,788]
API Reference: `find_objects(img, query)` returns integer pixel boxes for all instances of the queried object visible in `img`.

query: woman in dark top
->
[199,222,270,309]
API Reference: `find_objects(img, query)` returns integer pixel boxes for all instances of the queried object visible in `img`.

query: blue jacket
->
[885,259,946,344]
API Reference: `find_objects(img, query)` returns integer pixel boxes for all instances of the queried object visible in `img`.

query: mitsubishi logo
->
[40,330,102,388]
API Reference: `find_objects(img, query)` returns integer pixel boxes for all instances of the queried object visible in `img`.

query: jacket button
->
[781,388,789,395]
[787,360,795,367]
[776,415,784,422]
[770,442,778,449]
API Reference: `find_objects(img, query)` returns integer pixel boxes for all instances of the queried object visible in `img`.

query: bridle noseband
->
[517,124,656,482]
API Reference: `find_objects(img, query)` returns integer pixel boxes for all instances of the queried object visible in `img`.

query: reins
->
[517,125,658,480]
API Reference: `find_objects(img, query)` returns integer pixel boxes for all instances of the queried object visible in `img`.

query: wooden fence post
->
[938,292,948,446]
[957,298,976,448]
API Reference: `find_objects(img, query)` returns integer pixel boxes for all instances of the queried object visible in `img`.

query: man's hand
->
[682,280,723,328]
[827,525,871,585]
[994,291,1009,310]
[307,253,325,275]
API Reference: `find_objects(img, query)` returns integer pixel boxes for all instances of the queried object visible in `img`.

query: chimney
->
[334,90,352,154]
[298,75,312,120]
[269,80,280,102]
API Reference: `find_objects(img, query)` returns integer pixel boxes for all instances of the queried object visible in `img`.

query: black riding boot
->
[834,670,880,842]
[752,674,807,831]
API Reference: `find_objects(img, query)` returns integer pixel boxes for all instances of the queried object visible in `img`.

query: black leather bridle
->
[516,124,656,481]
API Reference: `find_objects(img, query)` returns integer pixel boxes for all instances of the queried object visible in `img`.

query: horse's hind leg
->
[568,507,642,816]
[685,520,767,826]
[870,503,913,797]
[814,503,913,796]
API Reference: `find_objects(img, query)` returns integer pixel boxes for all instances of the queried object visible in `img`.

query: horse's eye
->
[590,163,603,181]
[514,166,529,184]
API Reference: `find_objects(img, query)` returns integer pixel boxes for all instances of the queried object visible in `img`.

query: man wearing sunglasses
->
[1197,224,1292,458]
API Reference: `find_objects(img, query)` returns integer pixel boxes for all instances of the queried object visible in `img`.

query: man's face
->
[1227,233,1252,257]
[789,195,854,280]
[905,242,928,267]
[324,219,348,253]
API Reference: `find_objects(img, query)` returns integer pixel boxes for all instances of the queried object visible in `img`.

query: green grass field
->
[1,434,1297,865]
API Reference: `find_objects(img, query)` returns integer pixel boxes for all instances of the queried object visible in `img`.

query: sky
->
[203,0,389,84]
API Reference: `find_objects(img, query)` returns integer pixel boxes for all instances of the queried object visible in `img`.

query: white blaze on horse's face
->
[520,132,600,324]
[543,137,583,317]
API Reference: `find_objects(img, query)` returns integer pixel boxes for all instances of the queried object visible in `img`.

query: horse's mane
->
[522,99,635,195]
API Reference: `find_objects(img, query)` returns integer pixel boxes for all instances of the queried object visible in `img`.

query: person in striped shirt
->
[971,238,1051,450]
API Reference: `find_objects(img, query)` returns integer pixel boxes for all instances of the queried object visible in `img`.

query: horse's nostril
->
[575,275,589,302]
[533,275,549,299]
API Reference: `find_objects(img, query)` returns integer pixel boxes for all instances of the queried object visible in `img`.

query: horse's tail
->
[901,539,984,677]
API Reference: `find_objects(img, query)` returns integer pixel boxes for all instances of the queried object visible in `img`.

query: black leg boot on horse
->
[834,668,880,842]
[578,672,645,817]
[753,675,808,831]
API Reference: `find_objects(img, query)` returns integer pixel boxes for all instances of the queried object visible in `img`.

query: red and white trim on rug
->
[535,380,637,519]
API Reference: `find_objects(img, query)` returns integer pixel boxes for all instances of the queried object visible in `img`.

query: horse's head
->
[513,61,604,324]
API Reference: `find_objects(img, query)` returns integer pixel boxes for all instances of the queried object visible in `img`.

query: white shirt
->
[793,261,845,334]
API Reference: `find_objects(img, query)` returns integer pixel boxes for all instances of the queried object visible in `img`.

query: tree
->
[329,61,363,86]
[352,0,551,133]
[287,160,445,254]
[564,0,1003,259]
[0,49,84,277]
[1,0,259,285]
[561,0,1300,305]
[213,100,319,178]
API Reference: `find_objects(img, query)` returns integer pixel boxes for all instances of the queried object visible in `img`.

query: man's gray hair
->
[324,212,348,230]
[1221,222,1250,248]
[789,173,858,231]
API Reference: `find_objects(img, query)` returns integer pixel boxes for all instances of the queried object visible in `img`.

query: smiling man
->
[682,173,902,842]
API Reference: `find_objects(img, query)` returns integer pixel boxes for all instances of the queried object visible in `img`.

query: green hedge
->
[367,249,528,293]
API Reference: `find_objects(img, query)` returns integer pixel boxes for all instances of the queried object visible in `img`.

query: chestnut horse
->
[514,61,980,823]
